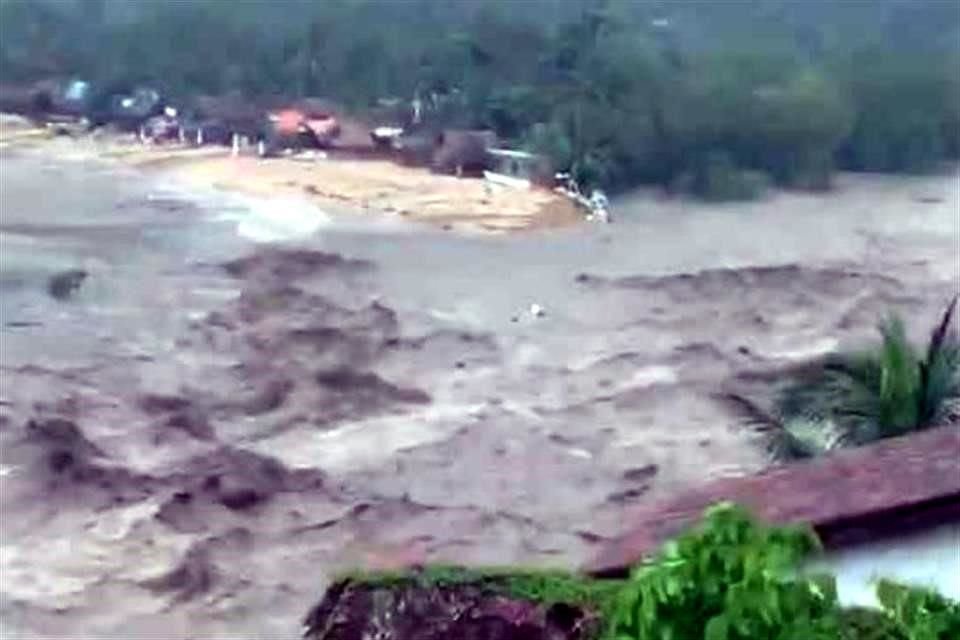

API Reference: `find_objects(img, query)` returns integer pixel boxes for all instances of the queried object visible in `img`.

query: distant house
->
[484,148,552,189]
[430,129,497,176]
[585,427,960,606]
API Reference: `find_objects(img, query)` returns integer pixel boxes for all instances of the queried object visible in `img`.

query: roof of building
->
[585,427,960,576]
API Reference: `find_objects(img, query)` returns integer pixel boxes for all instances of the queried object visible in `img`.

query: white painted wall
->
[808,524,960,607]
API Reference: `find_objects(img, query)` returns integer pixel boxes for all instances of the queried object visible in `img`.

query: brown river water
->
[0,146,957,638]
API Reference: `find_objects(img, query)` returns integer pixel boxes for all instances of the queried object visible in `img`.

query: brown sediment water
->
[0,142,957,637]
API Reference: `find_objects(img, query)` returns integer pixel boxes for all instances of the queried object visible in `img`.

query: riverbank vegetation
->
[725,297,959,460]
[305,504,960,639]
[2,0,958,196]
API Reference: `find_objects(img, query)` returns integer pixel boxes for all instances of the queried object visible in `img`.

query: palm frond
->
[778,417,850,458]
[723,296,959,459]
[822,315,920,438]
[925,294,958,366]
[878,315,920,431]
[823,350,880,388]
[918,295,960,426]
[717,392,782,432]
[716,392,846,460]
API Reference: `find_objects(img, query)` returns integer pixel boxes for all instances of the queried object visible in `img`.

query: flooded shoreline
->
[0,145,957,637]
[0,121,584,235]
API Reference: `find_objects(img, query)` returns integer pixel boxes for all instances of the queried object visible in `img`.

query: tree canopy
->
[2,0,958,194]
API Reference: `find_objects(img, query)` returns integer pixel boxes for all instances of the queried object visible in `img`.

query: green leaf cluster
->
[605,502,842,640]
[874,580,960,640]
[776,298,959,458]
[605,503,960,639]
[727,298,959,461]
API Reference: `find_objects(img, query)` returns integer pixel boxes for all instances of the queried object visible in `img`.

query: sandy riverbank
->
[0,115,583,234]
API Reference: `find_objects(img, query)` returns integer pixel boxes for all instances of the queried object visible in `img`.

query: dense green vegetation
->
[727,297,959,459]
[603,503,960,639]
[607,503,834,639]
[1,0,958,194]
[330,504,960,639]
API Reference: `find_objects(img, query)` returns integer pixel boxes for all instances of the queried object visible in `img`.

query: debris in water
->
[47,269,87,300]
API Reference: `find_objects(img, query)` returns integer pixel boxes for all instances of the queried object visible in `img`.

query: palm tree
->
[723,296,959,460]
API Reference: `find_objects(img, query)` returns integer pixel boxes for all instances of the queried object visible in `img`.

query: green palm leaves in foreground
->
[824,296,959,440]
[727,296,959,459]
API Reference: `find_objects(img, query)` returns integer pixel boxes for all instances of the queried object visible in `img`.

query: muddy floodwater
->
[1,146,958,638]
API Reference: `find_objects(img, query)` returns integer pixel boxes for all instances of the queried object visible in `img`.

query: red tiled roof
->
[585,427,960,576]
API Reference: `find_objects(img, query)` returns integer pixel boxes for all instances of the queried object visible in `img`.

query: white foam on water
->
[183,190,331,243]
[0,502,193,602]
[244,403,486,473]
[499,400,544,422]
[767,337,839,361]
[200,189,417,242]
[151,173,332,243]
[235,198,330,242]
[149,162,444,245]
[628,365,678,388]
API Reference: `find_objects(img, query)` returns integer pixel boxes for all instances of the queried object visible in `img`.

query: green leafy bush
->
[604,503,960,640]
[875,580,960,640]
[673,151,771,202]
[836,50,957,173]
[739,68,852,190]
[840,607,907,640]
[605,502,843,639]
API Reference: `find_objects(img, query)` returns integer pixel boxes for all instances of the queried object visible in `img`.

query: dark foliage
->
[1,0,958,193]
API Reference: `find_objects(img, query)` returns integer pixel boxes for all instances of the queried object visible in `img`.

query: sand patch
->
[1,120,583,235]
